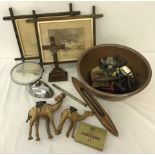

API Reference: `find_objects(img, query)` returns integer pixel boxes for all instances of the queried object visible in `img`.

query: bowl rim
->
[77,44,152,98]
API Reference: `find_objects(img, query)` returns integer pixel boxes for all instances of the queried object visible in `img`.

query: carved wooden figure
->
[26,93,66,141]
[56,106,94,138]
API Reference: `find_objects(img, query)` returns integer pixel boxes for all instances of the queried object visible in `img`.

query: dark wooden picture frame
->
[3,4,103,67]
[3,3,80,64]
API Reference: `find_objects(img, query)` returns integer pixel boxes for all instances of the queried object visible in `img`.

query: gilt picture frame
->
[37,17,94,63]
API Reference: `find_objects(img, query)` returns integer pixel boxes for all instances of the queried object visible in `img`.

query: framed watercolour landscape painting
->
[37,17,94,63]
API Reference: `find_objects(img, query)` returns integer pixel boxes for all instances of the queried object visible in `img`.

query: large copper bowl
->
[77,44,152,100]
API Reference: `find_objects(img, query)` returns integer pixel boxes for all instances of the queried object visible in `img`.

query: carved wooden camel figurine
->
[56,106,94,138]
[26,93,66,141]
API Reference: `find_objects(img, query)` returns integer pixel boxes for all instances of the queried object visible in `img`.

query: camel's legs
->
[71,122,77,138]
[28,119,35,140]
[56,114,68,135]
[66,121,74,137]
[46,118,53,139]
[49,115,57,134]
[35,118,40,141]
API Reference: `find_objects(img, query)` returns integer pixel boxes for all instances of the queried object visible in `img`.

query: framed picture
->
[15,19,39,58]
[37,17,94,63]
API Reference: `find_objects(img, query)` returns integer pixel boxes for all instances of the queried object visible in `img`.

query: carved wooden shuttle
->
[72,77,118,137]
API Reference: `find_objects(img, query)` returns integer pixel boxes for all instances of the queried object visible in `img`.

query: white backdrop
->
[0,1,155,59]
[0,1,155,154]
